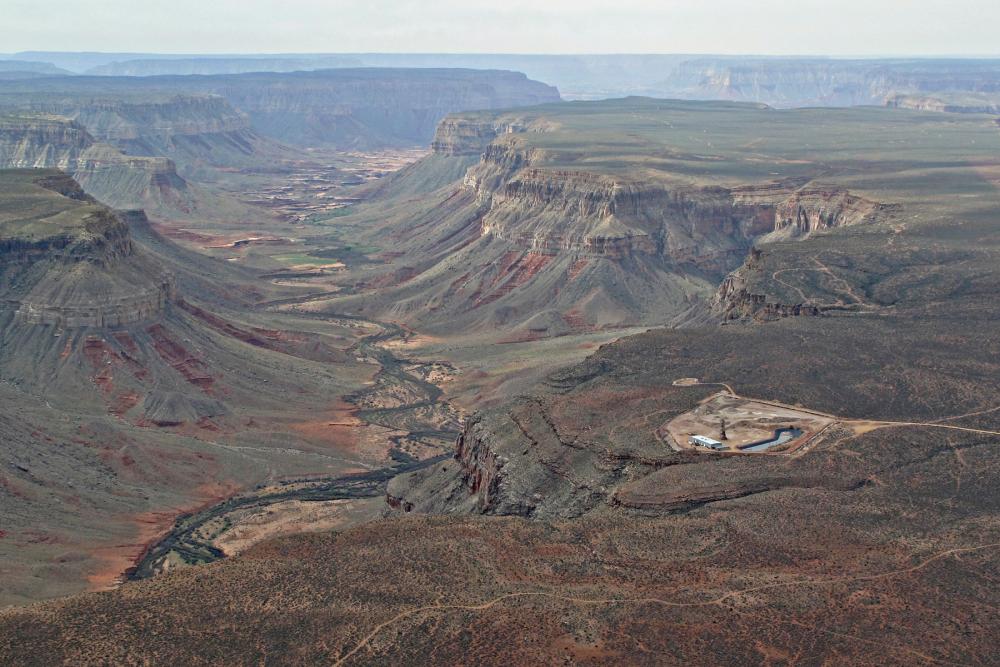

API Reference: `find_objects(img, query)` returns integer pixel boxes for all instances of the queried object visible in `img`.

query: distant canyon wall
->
[0,69,561,150]
[17,52,1000,108]
[0,115,192,211]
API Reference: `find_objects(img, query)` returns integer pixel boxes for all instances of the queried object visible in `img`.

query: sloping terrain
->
[0,170,412,604]
[306,98,988,340]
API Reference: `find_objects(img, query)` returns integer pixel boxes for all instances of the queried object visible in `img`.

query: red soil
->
[108,391,141,418]
[477,252,554,307]
[146,324,216,393]
[86,479,242,592]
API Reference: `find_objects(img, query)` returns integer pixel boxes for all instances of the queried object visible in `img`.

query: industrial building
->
[689,435,726,450]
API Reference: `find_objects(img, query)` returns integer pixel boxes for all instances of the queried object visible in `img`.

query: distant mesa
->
[0,169,175,328]
[0,68,561,150]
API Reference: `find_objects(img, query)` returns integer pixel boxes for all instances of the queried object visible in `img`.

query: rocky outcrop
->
[0,170,175,328]
[0,114,192,211]
[886,93,1000,115]
[431,116,530,156]
[712,248,821,322]
[461,134,886,267]
[387,402,610,520]
[71,145,191,211]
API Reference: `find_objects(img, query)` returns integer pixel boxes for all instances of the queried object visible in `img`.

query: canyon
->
[0,69,561,150]
[12,52,1000,106]
[1,81,1000,665]
[311,100,903,338]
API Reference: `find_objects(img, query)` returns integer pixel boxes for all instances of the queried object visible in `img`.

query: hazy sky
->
[3,0,999,56]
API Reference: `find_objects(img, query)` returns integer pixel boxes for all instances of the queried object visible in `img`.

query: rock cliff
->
[0,170,175,328]
[0,69,561,149]
[0,94,284,176]
[464,135,885,266]
[0,114,193,212]
[430,115,531,156]
[335,102,894,336]
[711,248,822,321]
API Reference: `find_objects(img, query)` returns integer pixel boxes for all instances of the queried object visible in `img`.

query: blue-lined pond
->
[739,427,804,452]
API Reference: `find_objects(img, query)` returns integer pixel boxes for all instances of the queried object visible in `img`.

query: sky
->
[2,0,999,56]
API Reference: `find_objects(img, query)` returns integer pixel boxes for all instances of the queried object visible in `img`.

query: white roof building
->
[689,435,725,449]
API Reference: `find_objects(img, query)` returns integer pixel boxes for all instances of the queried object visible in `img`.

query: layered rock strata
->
[0,171,175,328]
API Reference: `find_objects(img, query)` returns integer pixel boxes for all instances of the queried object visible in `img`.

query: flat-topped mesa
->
[70,144,190,210]
[431,116,529,156]
[0,170,176,328]
[462,137,887,264]
[7,94,252,143]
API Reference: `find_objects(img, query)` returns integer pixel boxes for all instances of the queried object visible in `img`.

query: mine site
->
[662,383,835,454]
[2,3,1000,666]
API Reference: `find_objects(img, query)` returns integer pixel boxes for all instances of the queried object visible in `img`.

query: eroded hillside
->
[0,169,451,603]
[309,99,986,341]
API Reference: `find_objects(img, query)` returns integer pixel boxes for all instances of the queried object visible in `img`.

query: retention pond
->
[739,427,804,452]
